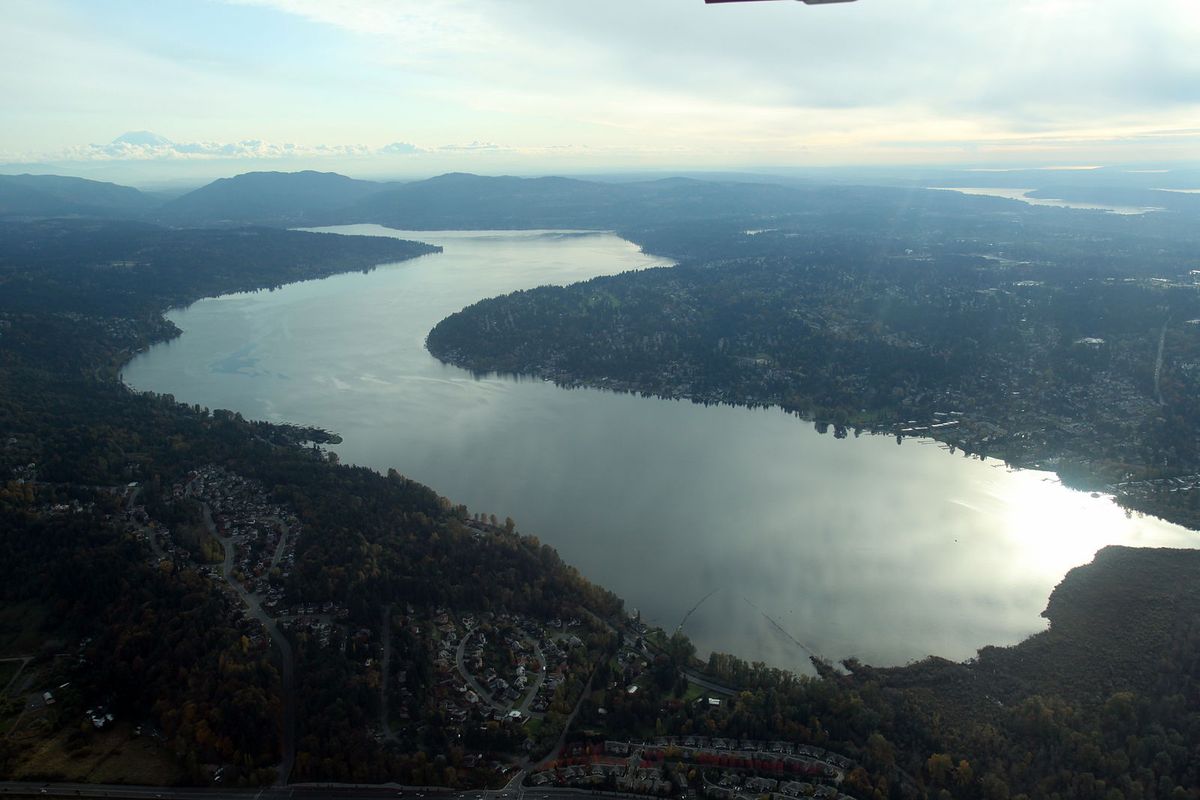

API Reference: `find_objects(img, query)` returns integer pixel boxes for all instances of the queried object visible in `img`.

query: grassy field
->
[9,722,184,785]
[0,659,24,695]
[677,682,707,704]
[0,601,50,654]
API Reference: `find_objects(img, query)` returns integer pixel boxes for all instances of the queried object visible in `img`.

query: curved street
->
[454,631,501,713]
[454,630,548,718]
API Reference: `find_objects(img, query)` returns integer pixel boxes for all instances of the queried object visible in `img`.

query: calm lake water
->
[929,187,1164,215]
[123,225,1199,672]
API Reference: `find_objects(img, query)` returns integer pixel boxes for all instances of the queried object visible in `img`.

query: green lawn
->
[0,601,49,653]
[0,660,23,695]
[11,723,185,785]
[677,683,707,704]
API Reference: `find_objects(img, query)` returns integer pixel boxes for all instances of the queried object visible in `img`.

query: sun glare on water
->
[996,469,1198,582]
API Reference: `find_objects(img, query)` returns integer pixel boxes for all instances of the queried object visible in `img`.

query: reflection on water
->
[929,186,1163,215]
[123,225,1198,672]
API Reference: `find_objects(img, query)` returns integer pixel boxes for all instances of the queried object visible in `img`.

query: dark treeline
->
[0,219,438,317]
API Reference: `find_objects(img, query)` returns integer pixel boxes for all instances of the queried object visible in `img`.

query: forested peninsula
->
[428,209,1200,529]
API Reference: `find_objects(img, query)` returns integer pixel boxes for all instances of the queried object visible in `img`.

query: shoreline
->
[112,233,1194,680]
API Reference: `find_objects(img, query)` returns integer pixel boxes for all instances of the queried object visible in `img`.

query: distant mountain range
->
[154,170,397,226]
[0,173,161,219]
[332,172,829,229]
[0,170,841,229]
[2,167,1199,230]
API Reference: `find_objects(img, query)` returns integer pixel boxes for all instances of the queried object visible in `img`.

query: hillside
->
[0,174,159,219]
[338,172,840,229]
[851,546,1200,797]
[155,170,394,226]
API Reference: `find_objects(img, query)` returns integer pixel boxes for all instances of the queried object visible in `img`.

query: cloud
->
[12,133,529,164]
[5,0,1200,173]
[380,141,423,155]
[200,0,1200,167]
[43,134,375,162]
[227,1,1200,116]
[222,0,495,63]
[437,141,504,152]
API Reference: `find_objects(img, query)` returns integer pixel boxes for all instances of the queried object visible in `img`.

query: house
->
[86,707,114,729]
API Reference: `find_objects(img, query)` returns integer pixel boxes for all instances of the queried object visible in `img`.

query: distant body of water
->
[929,186,1164,215]
[123,225,1199,672]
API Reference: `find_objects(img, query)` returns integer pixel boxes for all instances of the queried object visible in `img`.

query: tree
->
[981,773,1010,800]
[865,732,894,771]
[956,759,974,789]
[926,753,953,786]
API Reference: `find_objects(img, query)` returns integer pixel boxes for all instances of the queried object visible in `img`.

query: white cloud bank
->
[6,134,536,164]
[57,136,373,162]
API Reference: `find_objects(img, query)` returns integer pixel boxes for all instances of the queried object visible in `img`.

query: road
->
[678,669,736,698]
[454,632,546,718]
[267,516,290,571]
[2,655,36,739]
[200,501,296,786]
[1154,318,1169,406]
[0,780,608,800]
[454,632,501,712]
[514,639,547,717]
[379,604,398,743]
[0,656,32,698]
[530,669,595,771]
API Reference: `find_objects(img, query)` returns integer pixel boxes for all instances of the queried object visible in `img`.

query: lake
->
[123,225,1199,673]
[929,186,1164,215]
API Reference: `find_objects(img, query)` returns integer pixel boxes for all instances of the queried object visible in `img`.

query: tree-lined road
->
[196,498,296,786]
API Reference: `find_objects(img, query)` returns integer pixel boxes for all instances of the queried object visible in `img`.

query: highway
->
[0,778,628,800]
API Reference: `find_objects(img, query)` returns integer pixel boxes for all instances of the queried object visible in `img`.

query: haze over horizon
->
[4,0,1200,184]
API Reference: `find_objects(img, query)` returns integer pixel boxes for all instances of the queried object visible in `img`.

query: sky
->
[3,0,1200,184]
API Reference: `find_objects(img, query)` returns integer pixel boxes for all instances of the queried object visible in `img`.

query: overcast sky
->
[3,0,1199,182]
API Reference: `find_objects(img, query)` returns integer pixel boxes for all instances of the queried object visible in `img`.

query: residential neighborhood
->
[528,737,856,800]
